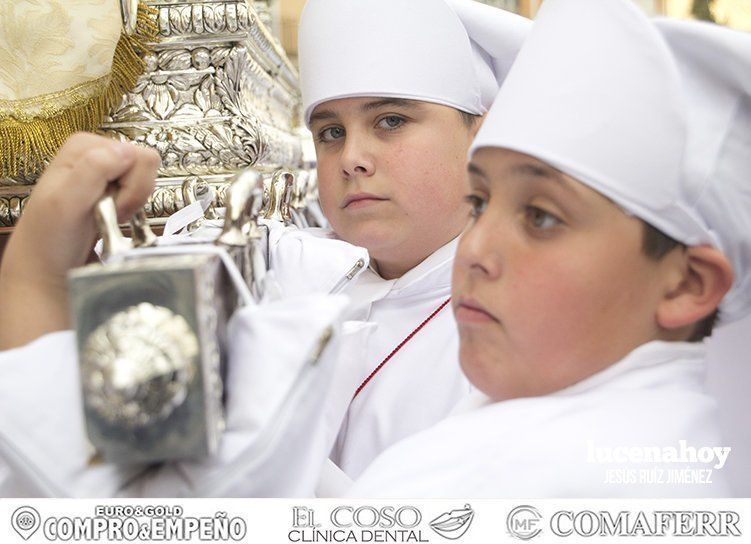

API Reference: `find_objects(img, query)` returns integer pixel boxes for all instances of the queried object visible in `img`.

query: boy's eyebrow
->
[309,109,338,124]
[511,162,580,195]
[467,162,488,178]
[310,99,422,123]
[361,98,422,112]
[511,163,561,180]
[470,158,582,196]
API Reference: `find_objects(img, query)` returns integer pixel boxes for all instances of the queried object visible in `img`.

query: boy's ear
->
[656,245,734,331]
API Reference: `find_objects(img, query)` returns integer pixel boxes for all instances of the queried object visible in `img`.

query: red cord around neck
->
[352,297,452,400]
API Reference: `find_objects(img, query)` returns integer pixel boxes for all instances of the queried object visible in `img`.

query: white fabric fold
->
[269,228,369,298]
[328,238,470,479]
[653,19,751,324]
[444,0,531,108]
[266,228,471,480]
[470,0,701,243]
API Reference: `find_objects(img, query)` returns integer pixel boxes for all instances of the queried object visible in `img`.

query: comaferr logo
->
[550,510,741,537]
[505,506,742,539]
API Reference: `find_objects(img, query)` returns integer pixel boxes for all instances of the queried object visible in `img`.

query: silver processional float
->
[0,0,325,462]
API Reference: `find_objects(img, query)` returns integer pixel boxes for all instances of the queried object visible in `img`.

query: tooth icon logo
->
[429,504,475,540]
[11,506,41,541]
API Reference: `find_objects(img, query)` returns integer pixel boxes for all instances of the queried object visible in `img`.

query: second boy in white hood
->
[247,0,530,480]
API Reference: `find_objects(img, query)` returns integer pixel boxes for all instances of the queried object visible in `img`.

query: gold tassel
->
[0,2,160,178]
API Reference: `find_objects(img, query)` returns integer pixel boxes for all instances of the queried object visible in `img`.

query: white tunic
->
[349,341,731,497]
[270,228,471,480]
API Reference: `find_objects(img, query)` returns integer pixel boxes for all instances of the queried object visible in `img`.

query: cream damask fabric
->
[0,0,157,177]
[0,0,121,102]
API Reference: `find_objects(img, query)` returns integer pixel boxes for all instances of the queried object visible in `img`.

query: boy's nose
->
[340,135,375,179]
[456,218,503,280]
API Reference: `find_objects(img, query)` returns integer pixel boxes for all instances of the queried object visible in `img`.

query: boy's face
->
[309,97,475,277]
[452,148,678,401]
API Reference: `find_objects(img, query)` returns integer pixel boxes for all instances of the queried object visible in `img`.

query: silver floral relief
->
[0,0,302,225]
[81,302,200,429]
[104,0,302,220]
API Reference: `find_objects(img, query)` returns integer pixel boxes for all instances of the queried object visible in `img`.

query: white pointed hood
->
[298,0,530,126]
[471,0,751,325]
[654,18,751,323]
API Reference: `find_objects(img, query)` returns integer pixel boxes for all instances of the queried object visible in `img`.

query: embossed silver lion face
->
[81,303,199,428]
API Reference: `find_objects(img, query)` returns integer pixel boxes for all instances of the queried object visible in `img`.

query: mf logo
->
[506,505,543,541]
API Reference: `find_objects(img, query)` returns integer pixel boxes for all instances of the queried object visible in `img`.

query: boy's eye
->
[376,115,406,130]
[464,194,487,218]
[317,126,345,143]
[525,206,563,230]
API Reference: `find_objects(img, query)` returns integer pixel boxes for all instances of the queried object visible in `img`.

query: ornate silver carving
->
[195,252,226,442]
[0,0,303,229]
[120,0,141,35]
[261,170,293,223]
[81,303,199,429]
[216,170,267,298]
[252,1,276,32]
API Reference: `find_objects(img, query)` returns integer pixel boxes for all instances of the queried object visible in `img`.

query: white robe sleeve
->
[0,296,367,498]
[268,228,369,298]
[0,331,142,497]
[130,306,372,497]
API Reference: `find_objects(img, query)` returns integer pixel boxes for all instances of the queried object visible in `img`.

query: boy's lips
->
[454,297,500,324]
[341,192,388,209]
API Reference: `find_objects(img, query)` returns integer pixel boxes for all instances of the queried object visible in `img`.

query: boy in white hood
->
[266,0,530,479]
[0,0,530,491]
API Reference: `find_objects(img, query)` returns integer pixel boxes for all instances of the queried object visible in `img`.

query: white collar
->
[555,340,707,397]
[358,236,459,300]
[453,340,708,417]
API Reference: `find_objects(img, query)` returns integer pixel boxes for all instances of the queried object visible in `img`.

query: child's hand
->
[0,133,161,349]
[7,133,160,278]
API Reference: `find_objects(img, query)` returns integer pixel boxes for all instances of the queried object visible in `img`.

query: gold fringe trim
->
[0,2,160,178]
[0,77,113,120]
